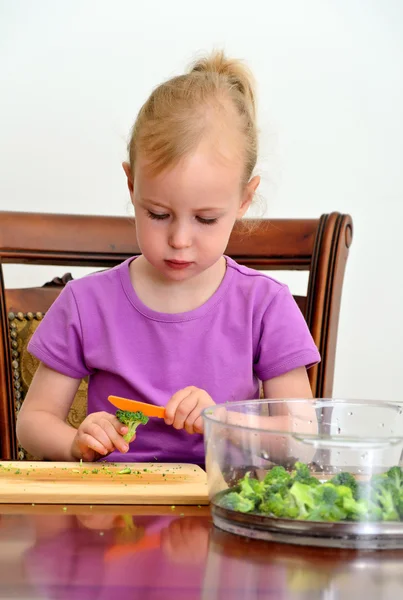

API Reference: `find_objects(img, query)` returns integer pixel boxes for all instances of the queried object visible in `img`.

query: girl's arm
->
[17,363,131,461]
[209,368,318,478]
[262,366,313,402]
[16,363,81,461]
[261,366,318,436]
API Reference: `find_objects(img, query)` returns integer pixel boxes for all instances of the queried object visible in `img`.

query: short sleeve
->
[27,284,91,379]
[254,286,320,381]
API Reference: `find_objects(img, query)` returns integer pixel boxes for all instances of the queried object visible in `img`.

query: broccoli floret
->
[263,466,292,496]
[291,462,310,481]
[386,466,403,490]
[290,462,320,487]
[305,483,348,522]
[342,496,383,521]
[237,472,265,510]
[260,492,299,519]
[289,482,317,519]
[396,492,403,520]
[116,410,149,442]
[308,504,347,522]
[317,483,345,503]
[264,465,291,487]
[330,471,359,500]
[239,472,263,496]
[370,475,400,521]
[219,491,255,513]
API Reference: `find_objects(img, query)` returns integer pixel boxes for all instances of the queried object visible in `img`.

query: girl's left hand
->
[164,386,215,434]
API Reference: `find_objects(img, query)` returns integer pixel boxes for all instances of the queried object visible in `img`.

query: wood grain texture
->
[0,461,209,505]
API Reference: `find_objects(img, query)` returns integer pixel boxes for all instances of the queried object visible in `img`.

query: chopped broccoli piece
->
[342,496,383,521]
[116,409,149,442]
[306,484,348,521]
[264,465,291,487]
[260,492,299,518]
[219,491,255,513]
[386,466,403,490]
[288,482,317,519]
[237,472,265,510]
[370,475,400,521]
[290,462,320,487]
[330,471,359,499]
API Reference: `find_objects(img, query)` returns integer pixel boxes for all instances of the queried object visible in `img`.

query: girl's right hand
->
[71,411,132,462]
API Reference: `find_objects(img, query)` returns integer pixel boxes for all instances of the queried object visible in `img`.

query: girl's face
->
[123,141,259,283]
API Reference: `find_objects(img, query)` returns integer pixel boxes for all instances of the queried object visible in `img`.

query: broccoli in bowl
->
[217,462,403,523]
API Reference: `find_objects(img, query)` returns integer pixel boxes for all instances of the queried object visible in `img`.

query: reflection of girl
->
[23,514,210,600]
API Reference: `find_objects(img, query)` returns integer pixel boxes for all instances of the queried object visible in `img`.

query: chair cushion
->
[8,311,88,460]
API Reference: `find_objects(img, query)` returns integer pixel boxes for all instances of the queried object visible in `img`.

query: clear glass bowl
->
[202,399,403,549]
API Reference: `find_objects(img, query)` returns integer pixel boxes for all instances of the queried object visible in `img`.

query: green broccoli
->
[342,495,383,522]
[291,462,320,487]
[396,492,403,520]
[264,465,291,487]
[239,472,262,496]
[116,409,149,442]
[330,471,359,499]
[385,466,403,491]
[305,484,348,521]
[260,492,299,519]
[370,475,400,521]
[216,462,403,523]
[219,491,255,513]
[289,482,317,519]
[307,504,347,522]
[238,472,264,510]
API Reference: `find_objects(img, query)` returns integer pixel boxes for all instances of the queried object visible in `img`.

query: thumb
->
[81,449,96,462]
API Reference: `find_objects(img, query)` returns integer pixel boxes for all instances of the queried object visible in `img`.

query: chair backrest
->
[0,210,353,459]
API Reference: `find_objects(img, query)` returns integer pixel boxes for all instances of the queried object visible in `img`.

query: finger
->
[78,433,109,457]
[184,418,204,435]
[183,399,206,434]
[97,412,129,437]
[101,419,130,453]
[193,416,204,434]
[172,394,199,430]
[81,448,96,462]
[164,387,195,425]
[84,422,117,454]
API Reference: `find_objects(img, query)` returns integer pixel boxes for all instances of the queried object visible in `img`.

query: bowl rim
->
[201,398,403,441]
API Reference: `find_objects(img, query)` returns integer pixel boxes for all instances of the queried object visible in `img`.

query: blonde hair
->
[128,50,258,185]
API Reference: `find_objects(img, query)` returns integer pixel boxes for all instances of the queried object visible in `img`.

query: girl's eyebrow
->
[196,207,223,213]
[141,198,170,210]
[142,198,223,213]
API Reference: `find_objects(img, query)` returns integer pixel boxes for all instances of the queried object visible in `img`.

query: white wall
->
[1,0,402,402]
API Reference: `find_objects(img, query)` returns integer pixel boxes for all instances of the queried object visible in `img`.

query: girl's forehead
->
[136,145,244,196]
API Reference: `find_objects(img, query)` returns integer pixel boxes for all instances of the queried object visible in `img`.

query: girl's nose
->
[168,222,192,249]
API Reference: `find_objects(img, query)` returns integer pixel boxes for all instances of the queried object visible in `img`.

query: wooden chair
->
[0,210,353,460]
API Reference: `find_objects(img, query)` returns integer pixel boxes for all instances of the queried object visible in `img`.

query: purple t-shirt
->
[28,256,320,464]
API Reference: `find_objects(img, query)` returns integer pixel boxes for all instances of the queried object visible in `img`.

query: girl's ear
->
[122,162,134,195]
[237,175,260,218]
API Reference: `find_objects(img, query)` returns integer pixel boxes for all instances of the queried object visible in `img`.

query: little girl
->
[16,51,320,464]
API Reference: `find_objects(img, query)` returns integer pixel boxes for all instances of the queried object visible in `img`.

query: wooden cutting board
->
[0,461,209,505]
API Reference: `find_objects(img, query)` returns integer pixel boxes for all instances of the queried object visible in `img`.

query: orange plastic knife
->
[108,395,165,419]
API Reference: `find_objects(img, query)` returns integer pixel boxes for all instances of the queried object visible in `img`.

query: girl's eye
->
[147,211,169,221]
[196,217,218,226]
